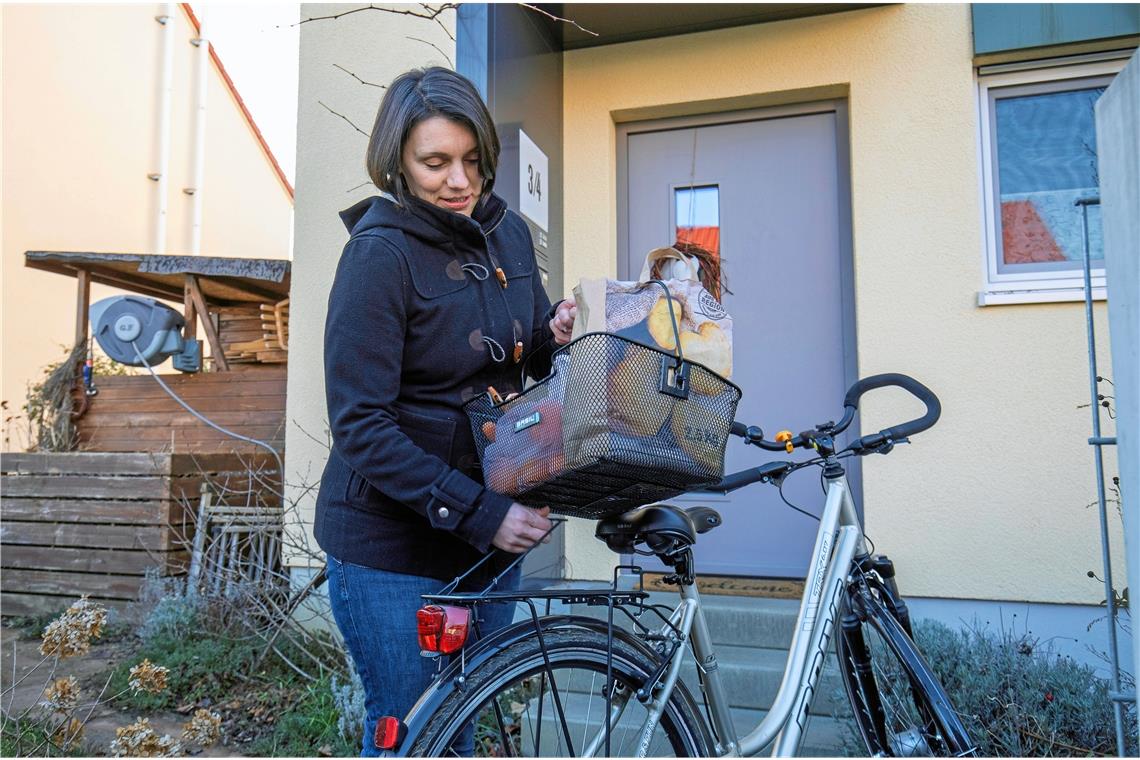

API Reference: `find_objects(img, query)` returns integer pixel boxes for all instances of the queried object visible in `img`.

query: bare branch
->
[422,3,456,42]
[333,63,386,89]
[291,419,332,451]
[520,3,600,37]
[318,101,368,137]
[300,3,457,27]
[408,36,453,67]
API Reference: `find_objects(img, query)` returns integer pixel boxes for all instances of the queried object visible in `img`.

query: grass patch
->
[110,629,258,711]
[244,676,356,757]
[106,605,361,756]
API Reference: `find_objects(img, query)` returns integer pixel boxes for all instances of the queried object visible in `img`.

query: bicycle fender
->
[395,613,666,755]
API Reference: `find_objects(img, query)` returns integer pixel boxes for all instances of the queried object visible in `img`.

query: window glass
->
[674,185,720,259]
[993,84,1105,274]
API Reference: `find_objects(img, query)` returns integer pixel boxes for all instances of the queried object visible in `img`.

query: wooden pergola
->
[25,251,291,372]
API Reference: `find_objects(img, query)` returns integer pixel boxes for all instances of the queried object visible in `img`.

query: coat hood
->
[339,191,508,245]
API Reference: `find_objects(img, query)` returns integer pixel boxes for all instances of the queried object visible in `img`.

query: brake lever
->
[850,435,910,456]
[757,461,794,487]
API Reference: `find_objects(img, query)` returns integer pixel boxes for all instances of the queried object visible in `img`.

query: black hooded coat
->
[314,192,557,582]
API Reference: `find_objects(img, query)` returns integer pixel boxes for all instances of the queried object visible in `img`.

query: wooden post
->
[183,274,198,341]
[186,275,229,371]
[186,483,211,593]
[74,269,91,347]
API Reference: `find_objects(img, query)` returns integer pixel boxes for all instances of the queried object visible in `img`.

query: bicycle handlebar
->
[728,373,941,454]
[844,373,941,450]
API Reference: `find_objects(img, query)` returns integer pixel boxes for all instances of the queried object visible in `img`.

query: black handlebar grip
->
[706,467,764,493]
[730,421,748,437]
[843,373,942,441]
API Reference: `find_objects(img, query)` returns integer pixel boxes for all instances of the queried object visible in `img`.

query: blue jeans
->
[326,555,520,757]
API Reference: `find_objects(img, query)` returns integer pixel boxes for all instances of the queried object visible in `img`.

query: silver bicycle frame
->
[626,474,867,757]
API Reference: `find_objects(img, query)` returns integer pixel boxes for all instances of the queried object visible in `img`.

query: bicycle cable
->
[776,460,824,523]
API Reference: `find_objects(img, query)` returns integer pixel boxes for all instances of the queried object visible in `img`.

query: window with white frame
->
[977,54,1129,305]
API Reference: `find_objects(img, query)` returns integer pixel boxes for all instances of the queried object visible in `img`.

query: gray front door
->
[619,104,859,578]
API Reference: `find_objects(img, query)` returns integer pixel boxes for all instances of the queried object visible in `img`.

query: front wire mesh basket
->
[463,332,742,519]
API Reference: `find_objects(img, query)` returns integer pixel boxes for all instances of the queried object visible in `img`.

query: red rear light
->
[416,604,471,655]
[374,716,406,750]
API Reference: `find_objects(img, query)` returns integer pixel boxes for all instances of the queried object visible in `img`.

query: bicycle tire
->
[836,582,974,756]
[408,626,712,757]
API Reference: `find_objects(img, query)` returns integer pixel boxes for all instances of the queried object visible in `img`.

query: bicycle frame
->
[656,471,866,757]
[401,471,867,758]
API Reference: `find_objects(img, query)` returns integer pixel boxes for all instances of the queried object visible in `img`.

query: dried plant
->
[179,709,222,747]
[108,718,182,758]
[0,597,190,757]
[39,596,107,658]
[127,661,170,696]
[39,677,80,714]
[22,341,83,452]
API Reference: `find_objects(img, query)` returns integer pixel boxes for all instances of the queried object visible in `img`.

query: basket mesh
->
[463,332,741,519]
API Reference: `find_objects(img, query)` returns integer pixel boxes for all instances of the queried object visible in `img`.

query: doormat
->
[642,574,805,599]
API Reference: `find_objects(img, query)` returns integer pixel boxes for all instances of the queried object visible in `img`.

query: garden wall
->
[0,452,278,616]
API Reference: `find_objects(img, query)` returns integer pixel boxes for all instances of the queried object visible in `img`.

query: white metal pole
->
[188,7,208,255]
[152,3,176,255]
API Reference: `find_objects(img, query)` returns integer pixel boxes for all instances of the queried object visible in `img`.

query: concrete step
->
[724,706,856,757]
[675,642,847,716]
[509,687,853,756]
[496,623,846,718]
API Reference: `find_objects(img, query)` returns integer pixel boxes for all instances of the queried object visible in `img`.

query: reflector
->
[416,605,471,655]
[374,716,405,750]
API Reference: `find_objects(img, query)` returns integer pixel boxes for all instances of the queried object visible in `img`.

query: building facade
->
[1,3,294,445]
[286,3,1137,667]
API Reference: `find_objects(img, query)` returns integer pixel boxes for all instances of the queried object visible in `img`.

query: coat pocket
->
[344,468,372,501]
[394,403,457,465]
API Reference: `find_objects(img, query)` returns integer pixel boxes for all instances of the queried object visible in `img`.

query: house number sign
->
[519,129,549,233]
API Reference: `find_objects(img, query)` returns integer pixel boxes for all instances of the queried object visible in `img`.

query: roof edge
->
[181,3,295,201]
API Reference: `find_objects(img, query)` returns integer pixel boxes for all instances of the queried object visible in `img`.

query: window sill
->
[978,287,1106,306]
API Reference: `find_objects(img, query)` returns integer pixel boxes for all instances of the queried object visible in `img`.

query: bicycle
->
[379,373,977,757]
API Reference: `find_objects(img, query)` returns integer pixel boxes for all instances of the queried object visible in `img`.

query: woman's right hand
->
[492,504,553,553]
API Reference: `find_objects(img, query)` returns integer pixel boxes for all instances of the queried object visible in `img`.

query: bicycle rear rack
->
[419,519,687,756]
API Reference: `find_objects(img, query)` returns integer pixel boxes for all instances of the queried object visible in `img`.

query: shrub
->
[329,668,365,748]
[134,572,204,646]
[915,618,1137,757]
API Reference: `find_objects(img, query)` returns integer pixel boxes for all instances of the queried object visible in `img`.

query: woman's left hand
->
[549,301,577,345]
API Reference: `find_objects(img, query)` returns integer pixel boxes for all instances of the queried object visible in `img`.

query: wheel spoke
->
[412,628,708,757]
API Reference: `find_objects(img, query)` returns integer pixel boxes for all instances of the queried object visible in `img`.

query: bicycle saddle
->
[595,504,722,556]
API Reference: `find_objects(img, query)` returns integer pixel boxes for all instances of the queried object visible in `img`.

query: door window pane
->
[674,185,720,259]
[993,83,1105,273]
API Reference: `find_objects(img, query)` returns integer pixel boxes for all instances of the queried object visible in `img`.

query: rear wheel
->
[409,626,711,757]
[837,581,974,756]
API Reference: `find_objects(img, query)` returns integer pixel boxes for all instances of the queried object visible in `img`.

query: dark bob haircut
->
[366,67,500,208]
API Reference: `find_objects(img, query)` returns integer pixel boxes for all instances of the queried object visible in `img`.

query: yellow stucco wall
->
[284,4,457,567]
[561,4,1122,603]
[1,4,292,445]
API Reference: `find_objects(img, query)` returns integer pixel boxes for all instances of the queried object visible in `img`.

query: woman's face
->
[400,116,482,216]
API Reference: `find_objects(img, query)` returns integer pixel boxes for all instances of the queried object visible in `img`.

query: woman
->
[314,67,576,756]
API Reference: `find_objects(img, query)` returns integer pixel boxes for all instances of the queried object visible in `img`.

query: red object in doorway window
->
[676,225,720,259]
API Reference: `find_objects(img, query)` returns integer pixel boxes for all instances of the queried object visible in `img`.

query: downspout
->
[188,7,208,255]
[152,3,176,255]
